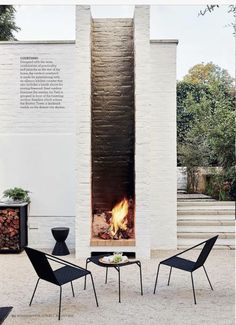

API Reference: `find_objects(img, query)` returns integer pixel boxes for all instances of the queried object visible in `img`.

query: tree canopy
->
[177,62,235,170]
[183,62,233,88]
[0,5,20,41]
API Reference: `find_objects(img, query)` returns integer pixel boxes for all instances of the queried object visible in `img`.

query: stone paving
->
[0,249,235,325]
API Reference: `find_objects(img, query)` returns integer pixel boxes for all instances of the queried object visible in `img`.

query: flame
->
[110,198,129,237]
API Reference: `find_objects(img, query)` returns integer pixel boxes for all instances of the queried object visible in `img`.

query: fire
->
[110,198,129,237]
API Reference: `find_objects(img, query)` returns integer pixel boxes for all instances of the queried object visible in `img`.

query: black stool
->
[51,227,70,256]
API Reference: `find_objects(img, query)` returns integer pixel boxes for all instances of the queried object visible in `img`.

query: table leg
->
[105,267,108,284]
[115,266,121,303]
[84,258,90,290]
[137,261,143,295]
[118,267,121,303]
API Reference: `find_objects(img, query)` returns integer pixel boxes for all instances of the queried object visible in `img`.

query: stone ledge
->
[0,41,76,45]
[150,39,179,44]
[90,239,136,246]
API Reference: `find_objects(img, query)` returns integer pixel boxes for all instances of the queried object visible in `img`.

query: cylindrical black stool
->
[51,227,70,256]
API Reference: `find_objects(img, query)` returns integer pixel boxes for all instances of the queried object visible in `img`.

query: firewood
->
[98,232,111,240]
[0,208,20,250]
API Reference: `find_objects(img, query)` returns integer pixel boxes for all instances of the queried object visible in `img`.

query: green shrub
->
[205,167,236,200]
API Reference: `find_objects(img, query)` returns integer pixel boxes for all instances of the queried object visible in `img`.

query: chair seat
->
[161,256,195,272]
[54,266,90,285]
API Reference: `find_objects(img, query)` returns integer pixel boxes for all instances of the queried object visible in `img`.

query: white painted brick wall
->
[28,216,75,250]
[150,41,178,249]
[75,5,154,258]
[0,43,76,134]
[0,42,76,249]
[75,6,92,258]
[134,5,151,258]
[74,6,151,258]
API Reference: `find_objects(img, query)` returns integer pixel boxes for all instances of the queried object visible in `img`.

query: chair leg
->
[90,274,99,307]
[153,263,161,294]
[84,258,89,290]
[71,281,75,297]
[58,286,62,320]
[105,267,108,284]
[167,267,172,286]
[137,261,143,295]
[29,278,40,306]
[203,265,213,290]
[191,273,197,304]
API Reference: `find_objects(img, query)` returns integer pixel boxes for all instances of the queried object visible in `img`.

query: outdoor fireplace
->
[76,5,177,258]
[91,18,135,245]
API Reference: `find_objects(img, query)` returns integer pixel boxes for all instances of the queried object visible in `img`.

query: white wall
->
[150,40,178,249]
[0,42,76,249]
[75,5,92,258]
[134,5,151,257]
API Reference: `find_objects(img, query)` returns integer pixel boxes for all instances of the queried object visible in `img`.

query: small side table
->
[51,227,70,256]
[84,254,143,302]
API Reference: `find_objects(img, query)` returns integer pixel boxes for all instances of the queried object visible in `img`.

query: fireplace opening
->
[91,18,135,246]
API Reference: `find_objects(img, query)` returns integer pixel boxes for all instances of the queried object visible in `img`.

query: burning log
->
[120,230,130,239]
[0,208,20,250]
[98,232,111,240]
[94,198,135,240]
[92,213,109,237]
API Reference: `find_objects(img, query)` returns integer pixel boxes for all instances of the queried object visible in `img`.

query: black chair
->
[153,235,218,304]
[0,307,13,324]
[25,247,98,320]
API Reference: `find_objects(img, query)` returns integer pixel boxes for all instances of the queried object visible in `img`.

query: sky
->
[14,5,235,80]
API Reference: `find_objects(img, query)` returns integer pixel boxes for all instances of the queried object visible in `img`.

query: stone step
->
[177,225,235,233]
[178,201,235,207]
[177,198,216,203]
[178,237,235,249]
[178,219,235,227]
[178,232,235,240]
[178,214,235,220]
[177,194,214,201]
[178,244,234,250]
[178,209,235,216]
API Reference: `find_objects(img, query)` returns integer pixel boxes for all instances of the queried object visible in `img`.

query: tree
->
[177,81,210,145]
[177,63,234,151]
[208,104,235,169]
[0,5,20,41]
[177,63,236,193]
[178,133,210,192]
[183,62,233,88]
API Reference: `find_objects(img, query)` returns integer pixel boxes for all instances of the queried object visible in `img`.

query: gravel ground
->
[0,250,234,325]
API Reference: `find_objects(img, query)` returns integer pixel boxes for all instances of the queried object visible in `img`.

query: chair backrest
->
[194,235,218,270]
[25,247,58,285]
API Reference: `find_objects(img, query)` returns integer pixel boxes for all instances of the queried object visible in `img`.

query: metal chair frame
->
[25,247,99,320]
[153,235,218,304]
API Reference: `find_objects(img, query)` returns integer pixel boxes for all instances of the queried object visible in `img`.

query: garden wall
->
[0,41,76,249]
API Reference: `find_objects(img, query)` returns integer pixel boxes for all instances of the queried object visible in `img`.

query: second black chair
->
[25,247,99,320]
[153,235,218,304]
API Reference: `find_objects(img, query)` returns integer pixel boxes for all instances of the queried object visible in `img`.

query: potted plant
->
[2,187,31,204]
